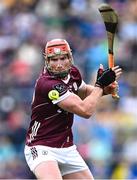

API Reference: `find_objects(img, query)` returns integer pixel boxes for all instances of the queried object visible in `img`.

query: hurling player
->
[24,39,122,179]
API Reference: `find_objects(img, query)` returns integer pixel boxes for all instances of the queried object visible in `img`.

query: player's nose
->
[57,59,63,67]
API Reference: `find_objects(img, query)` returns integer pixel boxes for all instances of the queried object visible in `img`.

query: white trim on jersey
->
[52,90,72,104]
[29,121,41,143]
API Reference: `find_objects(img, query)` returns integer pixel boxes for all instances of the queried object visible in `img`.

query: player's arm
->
[78,64,122,99]
[58,86,103,119]
[78,84,94,100]
[78,79,119,100]
[58,66,121,118]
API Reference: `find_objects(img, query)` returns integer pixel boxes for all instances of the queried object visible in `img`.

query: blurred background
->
[0,0,137,179]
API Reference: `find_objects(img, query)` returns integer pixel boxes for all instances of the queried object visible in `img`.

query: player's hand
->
[103,82,119,96]
[96,64,104,79]
[95,65,116,88]
[112,66,122,81]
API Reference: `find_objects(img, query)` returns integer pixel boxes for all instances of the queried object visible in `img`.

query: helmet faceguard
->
[44,39,73,78]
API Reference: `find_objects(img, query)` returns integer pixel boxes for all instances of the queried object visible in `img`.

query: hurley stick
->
[98,4,119,99]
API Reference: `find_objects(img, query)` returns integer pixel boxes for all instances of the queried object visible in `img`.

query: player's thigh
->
[34,161,62,179]
[63,169,94,179]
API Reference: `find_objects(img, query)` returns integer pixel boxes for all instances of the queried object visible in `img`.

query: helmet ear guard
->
[44,39,73,78]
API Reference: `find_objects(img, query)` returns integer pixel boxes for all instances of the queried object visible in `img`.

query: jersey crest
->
[54,83,67,94]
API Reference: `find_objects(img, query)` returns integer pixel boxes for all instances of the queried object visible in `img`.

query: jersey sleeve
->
[37,76,71,105]
[52,90,72,104]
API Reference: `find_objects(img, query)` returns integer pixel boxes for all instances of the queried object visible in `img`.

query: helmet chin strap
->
[53,70,69,78]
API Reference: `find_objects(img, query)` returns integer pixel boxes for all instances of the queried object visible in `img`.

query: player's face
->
[47,54,71,77]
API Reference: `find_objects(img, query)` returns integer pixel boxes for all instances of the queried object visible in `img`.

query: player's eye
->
[60,57,66,60]
[50,57,58,61]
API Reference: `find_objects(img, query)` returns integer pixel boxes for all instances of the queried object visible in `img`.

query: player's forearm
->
[58,87,103,119]
[85,85,95,96]
[82,86,103,118]
[78,84,94,99]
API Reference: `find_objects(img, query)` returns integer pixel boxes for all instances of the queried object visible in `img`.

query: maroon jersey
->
[25,65,83,148]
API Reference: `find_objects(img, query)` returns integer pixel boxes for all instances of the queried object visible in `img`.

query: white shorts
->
[24,145,89,176]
